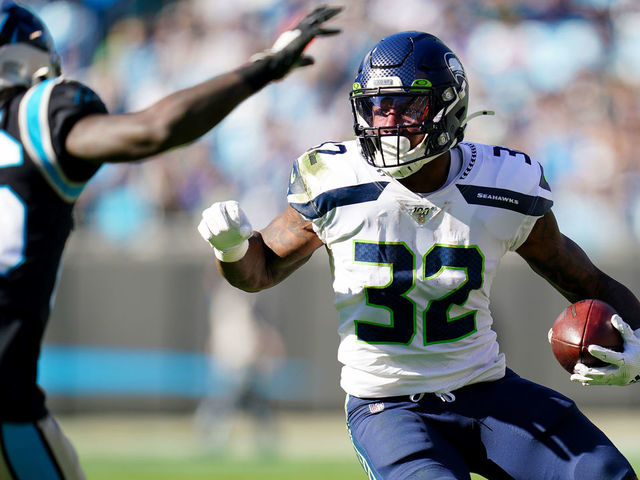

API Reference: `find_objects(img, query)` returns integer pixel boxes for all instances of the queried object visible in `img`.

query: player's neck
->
[398,150,451,194]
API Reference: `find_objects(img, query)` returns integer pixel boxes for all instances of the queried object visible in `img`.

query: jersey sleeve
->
[458,143,554,252]
[508,161,553,251]
[286,142,366,241]
[49,81,107,150]
[18,78,107,201]
[287,150,321,221]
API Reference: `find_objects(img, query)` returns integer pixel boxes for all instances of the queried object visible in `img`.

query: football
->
[549,299,623,373]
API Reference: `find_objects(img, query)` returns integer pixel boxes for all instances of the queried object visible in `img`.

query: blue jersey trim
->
[456,185,553,216]
[1,424,62,480]
[24,79,84,200]
[290,182,389,220]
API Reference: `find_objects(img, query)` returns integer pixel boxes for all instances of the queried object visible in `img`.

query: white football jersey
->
[287,140,553,398]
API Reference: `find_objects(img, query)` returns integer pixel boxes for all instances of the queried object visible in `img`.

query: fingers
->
[588,344,624,365]
[202,201,231,237]
[570,372,592,384]
[571,363,595,384]
[571,361,625,386]
[296,56,314,68]
[197,218,213,242]
[315,27,342,37]
[297,5,343,29]
[611,314,635,340]
[199,201,252,251]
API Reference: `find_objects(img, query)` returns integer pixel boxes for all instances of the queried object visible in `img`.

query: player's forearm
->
[217,232,312,292]
[147,63,272,151]
[66,64,273,163]
[590,272,640,331]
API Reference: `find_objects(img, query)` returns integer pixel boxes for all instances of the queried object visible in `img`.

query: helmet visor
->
[352,94,432,130]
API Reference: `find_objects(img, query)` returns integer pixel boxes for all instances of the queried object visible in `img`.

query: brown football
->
[549,299,623,373]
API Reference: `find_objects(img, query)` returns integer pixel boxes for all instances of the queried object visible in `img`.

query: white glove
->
[570,314,640,386]
[198,201,253,262]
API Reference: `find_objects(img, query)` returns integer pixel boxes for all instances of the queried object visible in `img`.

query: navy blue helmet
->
[0,1,60,88]
[350,32,469,178]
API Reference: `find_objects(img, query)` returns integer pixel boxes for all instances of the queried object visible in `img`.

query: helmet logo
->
[445,52,465,85]
[410,79,432,89]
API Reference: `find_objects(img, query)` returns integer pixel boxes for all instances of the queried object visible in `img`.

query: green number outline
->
[353,240,485,346]
[422,244,485,345]
[353,240,416,345]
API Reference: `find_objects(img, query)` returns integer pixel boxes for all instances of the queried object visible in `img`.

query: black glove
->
[243,5,342,90]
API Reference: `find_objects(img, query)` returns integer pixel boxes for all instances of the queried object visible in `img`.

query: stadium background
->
[19,0,640,478]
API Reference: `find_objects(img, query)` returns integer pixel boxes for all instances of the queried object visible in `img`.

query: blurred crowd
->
[28,0,640,254]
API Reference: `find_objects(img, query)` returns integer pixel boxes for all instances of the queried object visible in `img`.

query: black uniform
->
[0,77,106,421]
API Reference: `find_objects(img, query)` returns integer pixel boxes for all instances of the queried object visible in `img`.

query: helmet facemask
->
[350,82,467,178]
[0,43,60,89]
[0,2,61,89]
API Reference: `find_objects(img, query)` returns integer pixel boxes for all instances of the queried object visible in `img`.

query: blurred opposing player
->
[199,32,640,479]
[0,2,341,478]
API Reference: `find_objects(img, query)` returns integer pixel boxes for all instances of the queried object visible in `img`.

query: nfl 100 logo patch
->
[410,205,433,224]
[368,402,385,414]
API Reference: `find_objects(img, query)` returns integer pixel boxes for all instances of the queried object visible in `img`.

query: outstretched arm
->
[65,6,342,164]
[516,210,640,329]
[198,202,324,292]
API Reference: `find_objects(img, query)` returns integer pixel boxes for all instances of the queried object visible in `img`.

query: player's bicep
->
[516,210,601,302]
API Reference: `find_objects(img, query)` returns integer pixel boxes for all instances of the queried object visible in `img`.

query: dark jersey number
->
[493,146,531,165]
[354,242,416,344]
[354,242,484,345]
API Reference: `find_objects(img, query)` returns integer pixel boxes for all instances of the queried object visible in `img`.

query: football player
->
[199,32,640,479]
[0,2,341,478]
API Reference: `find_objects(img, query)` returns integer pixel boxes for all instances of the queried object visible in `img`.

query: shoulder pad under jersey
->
[287,140,388,220]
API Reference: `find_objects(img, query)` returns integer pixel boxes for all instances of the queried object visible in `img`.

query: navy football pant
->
[346,369,635,480]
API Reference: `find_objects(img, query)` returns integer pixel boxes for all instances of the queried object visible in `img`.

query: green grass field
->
[79,455,640,480]
[62,410,640,480]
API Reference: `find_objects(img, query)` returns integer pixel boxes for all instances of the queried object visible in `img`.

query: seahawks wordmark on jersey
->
[288,141,552,398]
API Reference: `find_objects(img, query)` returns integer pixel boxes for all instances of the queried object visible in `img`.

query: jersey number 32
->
[354,242,484,345]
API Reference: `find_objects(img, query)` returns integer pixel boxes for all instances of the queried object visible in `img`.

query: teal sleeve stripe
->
[2,423,62,480]
[25,79,84,199]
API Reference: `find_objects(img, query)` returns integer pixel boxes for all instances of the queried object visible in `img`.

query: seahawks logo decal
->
[445,52,465,85]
